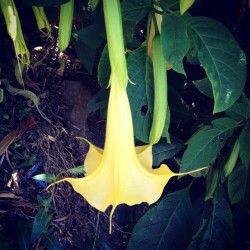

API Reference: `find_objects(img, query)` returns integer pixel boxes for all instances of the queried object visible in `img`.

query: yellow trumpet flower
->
[48,0,206,233]
[49,73,205,233]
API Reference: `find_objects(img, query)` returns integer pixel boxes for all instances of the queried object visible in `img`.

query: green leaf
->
[121,0,151,21]
[239,129,250,167]
[127,189,193,250]
[127,47,152,143]
[188,187,234,249]
[193,78,214,99]
[153,140,184,165]
[31,209,52,243]
[189,16,246,113]
[228,163,248,204]
[67,166,85,174]
[181,118,238,171]
[0,88,3,103]
[225,102,249,121]
[161,13,190,75]
[180,0,195,14]
[32,174,56,183]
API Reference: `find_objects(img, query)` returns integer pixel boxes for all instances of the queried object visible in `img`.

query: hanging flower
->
[48,0,206,233]
[49,74,205,233]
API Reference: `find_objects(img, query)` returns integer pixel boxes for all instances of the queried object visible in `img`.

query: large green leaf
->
[121,0,151,21]
[127,189,193,250]
[181,118,238,171]
[31,209,52,243]
[188,16,246,113]
[161,13,190,75]
[127,47,152,143]
[153,140,185,165]
[188,187,234,249]
[239,129,250,167]
[228,163,248,204]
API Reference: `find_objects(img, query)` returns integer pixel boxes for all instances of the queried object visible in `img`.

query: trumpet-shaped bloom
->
[48,0,206,233]
[50,74,205,233]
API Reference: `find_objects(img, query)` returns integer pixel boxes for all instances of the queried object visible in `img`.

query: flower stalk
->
[103,0,127,89]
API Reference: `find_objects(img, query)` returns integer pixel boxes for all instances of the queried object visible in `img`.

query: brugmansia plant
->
[1,0,249,248]
[48,0,205,233]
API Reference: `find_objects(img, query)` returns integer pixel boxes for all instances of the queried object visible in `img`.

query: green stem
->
[103,0,128,89]
[152,12,160,36]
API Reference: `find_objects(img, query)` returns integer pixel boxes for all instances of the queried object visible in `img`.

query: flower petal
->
[135,145,153,169]
[83,140,103,175]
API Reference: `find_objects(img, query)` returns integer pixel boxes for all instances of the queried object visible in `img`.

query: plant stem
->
[103,0,128,89]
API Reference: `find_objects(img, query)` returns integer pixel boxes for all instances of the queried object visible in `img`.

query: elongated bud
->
[149,34,168,144]
[58,0,74,52]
